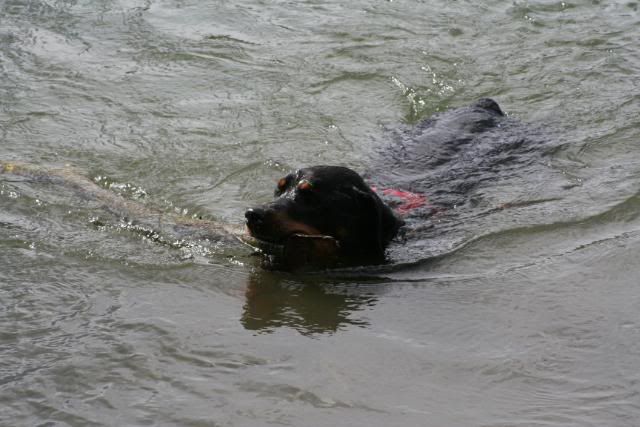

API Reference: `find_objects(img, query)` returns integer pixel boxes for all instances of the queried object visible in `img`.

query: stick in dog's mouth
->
[242,233,341,270]
[1,160,343,271]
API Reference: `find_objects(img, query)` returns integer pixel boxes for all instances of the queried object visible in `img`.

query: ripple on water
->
[0,262,95,394]
[2,0,640,425]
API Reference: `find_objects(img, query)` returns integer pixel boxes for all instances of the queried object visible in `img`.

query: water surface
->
[1,0,640,425]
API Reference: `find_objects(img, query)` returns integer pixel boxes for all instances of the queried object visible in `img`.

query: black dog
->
[245,98,551,270]
[245,165,402,268]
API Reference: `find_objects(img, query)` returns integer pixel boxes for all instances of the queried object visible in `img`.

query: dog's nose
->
[245,208,266,226]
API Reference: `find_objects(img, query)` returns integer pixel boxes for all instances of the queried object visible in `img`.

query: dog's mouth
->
[244,222,328,245]
[242,230,341,270]
[246,230,338,253]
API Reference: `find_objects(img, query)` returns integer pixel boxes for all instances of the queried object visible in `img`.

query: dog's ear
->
[351,186,402,260]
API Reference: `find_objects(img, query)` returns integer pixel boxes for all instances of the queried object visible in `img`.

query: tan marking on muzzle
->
[268,211,323,237]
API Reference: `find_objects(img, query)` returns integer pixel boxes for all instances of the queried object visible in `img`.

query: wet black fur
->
[246,98,549,267]
[245,166,401,264]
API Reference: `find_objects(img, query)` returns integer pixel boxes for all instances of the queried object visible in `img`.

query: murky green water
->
[2,0,640,425]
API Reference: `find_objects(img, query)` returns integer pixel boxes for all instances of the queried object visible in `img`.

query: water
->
[1,0,640,425]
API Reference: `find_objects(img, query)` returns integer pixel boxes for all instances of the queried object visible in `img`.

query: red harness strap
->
[371,186,428,215]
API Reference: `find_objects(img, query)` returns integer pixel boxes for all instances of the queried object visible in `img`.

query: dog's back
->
[371,99,552,211]
[366,99,565,264]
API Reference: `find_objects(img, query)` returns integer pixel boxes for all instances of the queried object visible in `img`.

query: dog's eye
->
[297,180,313,192]
[277,177,287,191]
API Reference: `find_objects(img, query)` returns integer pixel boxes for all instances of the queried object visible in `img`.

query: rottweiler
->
[245,165,403,269]
[245,98,542,270]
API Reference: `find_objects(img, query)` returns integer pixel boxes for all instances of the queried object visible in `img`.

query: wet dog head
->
[245,166,402,269]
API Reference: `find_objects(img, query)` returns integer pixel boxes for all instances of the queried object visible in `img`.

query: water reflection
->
[241,271,377,335]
